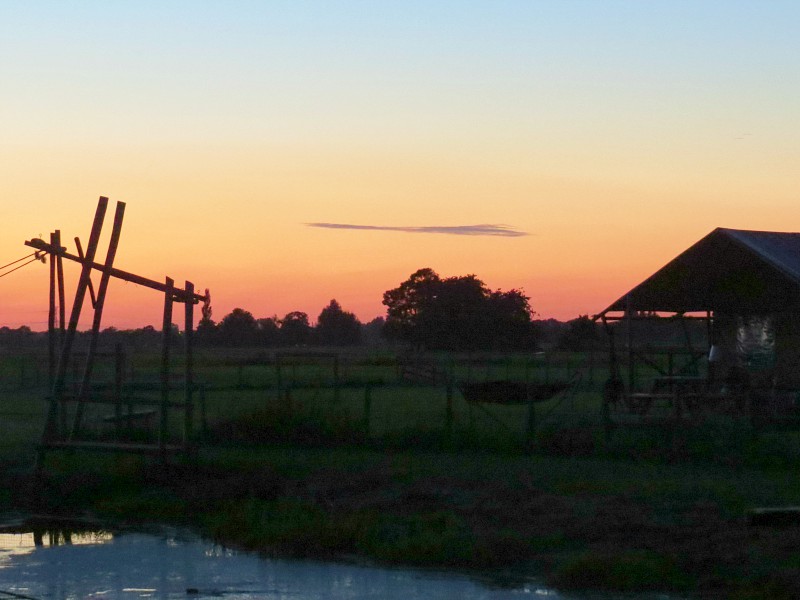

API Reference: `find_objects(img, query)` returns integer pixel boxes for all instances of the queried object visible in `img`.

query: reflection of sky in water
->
[0,531,113,564]
[0,529,557,599]
[0,529,678,600]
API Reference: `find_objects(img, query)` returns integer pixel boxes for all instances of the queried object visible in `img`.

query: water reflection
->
[0,526,113,565]
[0,522,676,600]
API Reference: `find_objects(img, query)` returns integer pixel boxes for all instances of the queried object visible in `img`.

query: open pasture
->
[3,344,794,467]
[0,346,603,457]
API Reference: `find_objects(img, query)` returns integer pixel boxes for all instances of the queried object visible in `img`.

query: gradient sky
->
[1,1,799,330]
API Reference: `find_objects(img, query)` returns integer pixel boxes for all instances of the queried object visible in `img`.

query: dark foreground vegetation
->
[4,396,800,598]
[4,433,800,599]
[1,340,799,599]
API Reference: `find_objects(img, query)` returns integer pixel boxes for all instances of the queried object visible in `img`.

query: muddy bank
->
[4,447,800,599]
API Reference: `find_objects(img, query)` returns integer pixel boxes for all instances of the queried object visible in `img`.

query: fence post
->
[526,364,536,450]
[545,352,551,384]
[445,368,454,442]
[200,383,208,437]
[363,384,371,440]
[333,354,341,403]
[603,394,612,443]
[285,386,293,415]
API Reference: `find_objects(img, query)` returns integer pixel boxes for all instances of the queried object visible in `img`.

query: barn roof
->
[599,228,800,315]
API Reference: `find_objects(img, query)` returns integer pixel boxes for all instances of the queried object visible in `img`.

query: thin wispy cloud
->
[306,223,528,237]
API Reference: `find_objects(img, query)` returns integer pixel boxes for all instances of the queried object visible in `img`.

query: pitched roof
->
[599,228,800,315]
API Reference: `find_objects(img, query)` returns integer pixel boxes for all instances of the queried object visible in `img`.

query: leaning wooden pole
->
[160,277,175,457]
[40,197,108,448]
[72,201,125,438]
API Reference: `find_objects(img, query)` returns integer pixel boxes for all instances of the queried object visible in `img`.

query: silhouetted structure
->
[26,197,207,465]
[596,227,800,423]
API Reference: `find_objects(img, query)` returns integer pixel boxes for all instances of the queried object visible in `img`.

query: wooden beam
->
[24,238,205,304]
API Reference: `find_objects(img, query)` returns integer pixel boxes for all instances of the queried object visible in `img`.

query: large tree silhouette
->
[218,307,259,346]
[280,311,312,346]
[382,268,535,351]
[316,299,361,346]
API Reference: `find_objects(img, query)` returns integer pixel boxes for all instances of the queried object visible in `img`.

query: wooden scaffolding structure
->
[26,197,207,463]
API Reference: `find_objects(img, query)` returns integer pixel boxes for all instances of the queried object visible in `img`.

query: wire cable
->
[0,256,42,279]
[0,253,36,272]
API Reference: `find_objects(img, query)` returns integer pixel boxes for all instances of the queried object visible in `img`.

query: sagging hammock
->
[459,380,572,405]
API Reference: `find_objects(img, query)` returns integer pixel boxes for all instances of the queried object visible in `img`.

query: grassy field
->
[4,345,800,598]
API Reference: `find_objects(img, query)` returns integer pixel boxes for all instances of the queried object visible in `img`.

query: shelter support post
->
[625,294,635,393]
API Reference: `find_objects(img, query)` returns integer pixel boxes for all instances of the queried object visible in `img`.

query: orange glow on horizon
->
[3,4,800,331]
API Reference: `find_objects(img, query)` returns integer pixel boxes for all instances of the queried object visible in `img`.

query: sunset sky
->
[1,2,798,330]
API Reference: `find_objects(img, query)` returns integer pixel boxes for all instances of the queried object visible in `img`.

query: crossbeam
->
[24,238,205,304]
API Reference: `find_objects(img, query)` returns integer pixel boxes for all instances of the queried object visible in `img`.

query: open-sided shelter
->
[596,227,800,416]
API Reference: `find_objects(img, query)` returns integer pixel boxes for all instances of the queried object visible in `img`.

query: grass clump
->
[552,550,692,593]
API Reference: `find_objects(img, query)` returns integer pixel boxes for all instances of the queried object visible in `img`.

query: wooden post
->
[53,228,66,439]
[184,280,195,451]
[42,196,107,446]
[55,230,66,339]
[526,359,535,448]
[160,277,174,456]
[72,201,125,438]
[275,354,283,399]
[545,352,550,384]
[48,232,57,390]
[333,354,340,403]
[445,373,454,440]
[626,294,635,394]
[706,310,713,381]
[602,316,616,443]
[200,383,208,437]
[363,384,371,440]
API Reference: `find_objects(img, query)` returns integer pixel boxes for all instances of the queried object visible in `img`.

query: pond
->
[0,520,677,600]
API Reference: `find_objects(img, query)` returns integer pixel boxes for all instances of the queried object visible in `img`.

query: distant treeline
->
[1,268,636,352]
[0,315,604,352]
